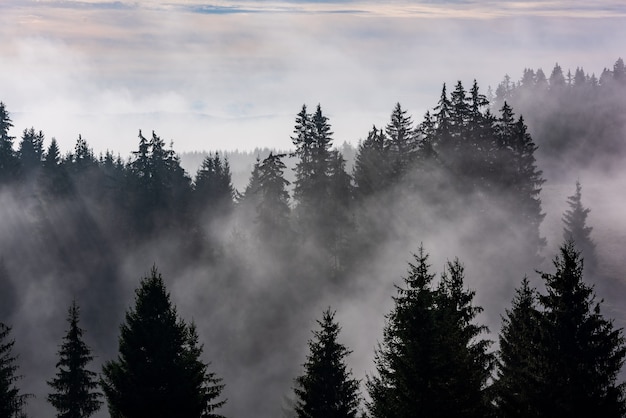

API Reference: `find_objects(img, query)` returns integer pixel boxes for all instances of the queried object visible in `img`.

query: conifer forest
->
[2,59,626,417]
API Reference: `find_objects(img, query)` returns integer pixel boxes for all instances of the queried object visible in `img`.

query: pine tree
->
[194,153,235,219]
[0,102,18,184]
[494,277,546,417]
[294,309,361,418]
[538,242,626,416]
[255,152,291,245]
[384,103,415,177]
[367,247,493,417]
[47,301,102,418]
[352,126,389,199]
[563,180,596,272]
[17,128,44,175]
[101,267,225,418]
[0,322,28,418]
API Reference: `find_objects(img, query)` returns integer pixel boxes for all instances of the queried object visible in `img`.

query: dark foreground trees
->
[367,247,493,417]
[293,308,361,418]
[495,242,626,416]
[48,301,102,418]
[101,267,225,418]
[47,301,102,418]
[0,323,28,418]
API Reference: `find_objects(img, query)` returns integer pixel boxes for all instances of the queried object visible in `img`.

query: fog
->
[2,1,626,155]
[2,1,626,417]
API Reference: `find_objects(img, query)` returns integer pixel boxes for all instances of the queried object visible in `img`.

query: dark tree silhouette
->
[47,301,102,418]
[0,102,18,184]
[563,180,597,272]
[494,277,545,417]
[538,242,626,416]
[294,308,361,418]
[367,247,493,417]
[0,322,28,418]
[101,267,225,418]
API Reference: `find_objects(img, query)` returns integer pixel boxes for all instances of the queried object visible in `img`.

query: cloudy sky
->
[1,0,626,156]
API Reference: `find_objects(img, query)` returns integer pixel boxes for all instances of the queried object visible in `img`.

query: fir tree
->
[494,277,545,417]
[255,152,291,245]
[101,267,225,418]
[294,309,361,418]
[367,247,493,417]
[0,102,18,184]
[563,180,596,272]
[194,153,235,219]
[352,126,388,199]
[47,301,102,418]
[17,128,44,175]
[384,103,415,177]
[538,242,626,416]
[0,322,28,418]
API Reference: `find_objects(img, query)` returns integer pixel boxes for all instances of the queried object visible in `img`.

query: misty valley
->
[2,59,626,417]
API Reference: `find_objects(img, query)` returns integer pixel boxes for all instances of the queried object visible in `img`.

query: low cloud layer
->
[1,1,626,155]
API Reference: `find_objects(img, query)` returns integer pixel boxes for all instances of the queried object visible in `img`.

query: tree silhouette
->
[294,308,361,418]
[0,322,28,418]
[48,301,102,418]
[101,267,225,418]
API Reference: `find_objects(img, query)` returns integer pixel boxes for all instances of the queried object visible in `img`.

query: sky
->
[1,0,626,157]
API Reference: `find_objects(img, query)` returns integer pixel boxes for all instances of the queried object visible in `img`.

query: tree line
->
[2,237,623,417]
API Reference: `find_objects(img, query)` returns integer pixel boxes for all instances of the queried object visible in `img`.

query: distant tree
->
[41,138,71,197]
[367,247,493,417]
[613,58,625,84]
[494,277,546,417]
[101,267,225,418]
[563,180,597,272]
[48,301,102,418]
[537,242,626,417]
[384,103,416,177]
[294,308,361,418]
[0,322,28,418]
[291,104,333,231]
[326,150,354,273]
[193,153,235,219]
[353,126,388,199]
[254,152,291,245]
[549,63,566,88]
[17,128,44,175]
[0,102,18,184]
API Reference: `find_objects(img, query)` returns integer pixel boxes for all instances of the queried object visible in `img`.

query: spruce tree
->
[255,152,291,245]
[352,126,388,199]
[194,153,235,219]
[367,247,493,417]
[563,180,596,272]
[101,267,225,418]
[0,322,28,418]
[384,103,415,177]
[294,309,361,418]
[538,242,626,416]
[494,277,545,417]
[47,301,102,418]
[0,102,18,184]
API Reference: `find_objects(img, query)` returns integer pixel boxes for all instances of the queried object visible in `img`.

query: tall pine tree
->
[563,180,596,272]
[494,277,545,417]
[48,301,102,418]
[101,267,225,418]
[538,242,626,416]
[0,322,28,418]
[294,309,361,418]
[367,247,493,417]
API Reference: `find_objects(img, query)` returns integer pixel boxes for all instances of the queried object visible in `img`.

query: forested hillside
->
[1,59,626,417]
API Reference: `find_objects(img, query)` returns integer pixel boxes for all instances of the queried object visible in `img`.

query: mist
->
[2,1,626,417]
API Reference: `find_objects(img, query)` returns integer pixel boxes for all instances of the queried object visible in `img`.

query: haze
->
[2,0,626,154]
